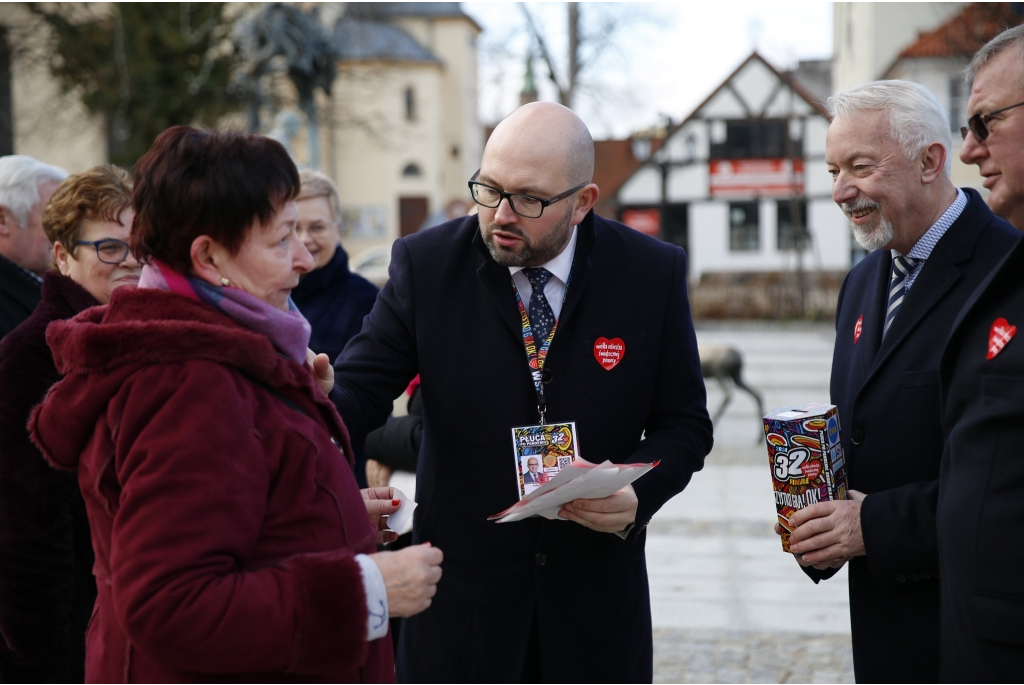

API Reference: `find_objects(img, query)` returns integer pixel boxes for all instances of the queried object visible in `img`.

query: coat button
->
[896,574,907,583]
[909,573,919,582]
[851,429,864,445]
[921,573,931,580]
[534,553,547,566]
[541,368,553,384]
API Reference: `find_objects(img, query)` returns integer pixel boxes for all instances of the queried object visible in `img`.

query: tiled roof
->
[333,17,439,63]
[899,3,1024,59]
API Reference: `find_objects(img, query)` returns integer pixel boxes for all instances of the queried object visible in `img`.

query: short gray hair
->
[967,24,1024,86]
[297,169,342,224]
[0,155,68,229]
[826,80,953,176]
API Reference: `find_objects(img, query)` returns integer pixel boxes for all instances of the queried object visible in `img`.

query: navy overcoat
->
[332,210,713,682]
[813,188,1018,682]
[938,231,1024,682]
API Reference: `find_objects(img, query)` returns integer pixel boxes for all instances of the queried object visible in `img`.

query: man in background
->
[0,155,67,340]
[781,80,1019,682]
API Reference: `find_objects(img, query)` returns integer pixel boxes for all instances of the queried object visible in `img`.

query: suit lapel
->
[553,211,596,331]
[472,227,523,343]
[869,251,961,377]
[856,251,890,387]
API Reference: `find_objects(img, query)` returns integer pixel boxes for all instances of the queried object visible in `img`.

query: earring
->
[220,276,230,287]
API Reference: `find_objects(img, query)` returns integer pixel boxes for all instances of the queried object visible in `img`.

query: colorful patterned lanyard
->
[511,268,571,425]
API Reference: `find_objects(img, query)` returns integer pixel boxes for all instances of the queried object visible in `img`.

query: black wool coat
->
[938,233,1024,682]
[332,210,713,683]
[809,188,1019,683]
[0,253,42,342]
[0,271,99,682]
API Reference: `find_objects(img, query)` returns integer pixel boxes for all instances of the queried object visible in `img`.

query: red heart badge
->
[854,315,863,344]
[800,461,822,480]
[594,337,625,370]
[987,317,1017,360]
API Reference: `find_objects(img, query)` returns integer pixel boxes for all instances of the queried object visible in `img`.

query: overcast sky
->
[462,1,833,139]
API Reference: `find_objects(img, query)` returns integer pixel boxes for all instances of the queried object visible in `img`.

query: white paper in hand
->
[385,487,417,534]
[488,457,658,523]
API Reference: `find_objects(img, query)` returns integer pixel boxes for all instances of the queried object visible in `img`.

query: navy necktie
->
[522,267,555,342]
[883,254,917,339]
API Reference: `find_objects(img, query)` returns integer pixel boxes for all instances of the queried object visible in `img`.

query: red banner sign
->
[709,159,804,198]
[621,208,660,236]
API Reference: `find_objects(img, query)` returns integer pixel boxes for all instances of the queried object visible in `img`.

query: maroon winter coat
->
[29,287,394,683]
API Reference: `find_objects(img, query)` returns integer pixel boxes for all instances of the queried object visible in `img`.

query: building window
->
[402,163,422,177]
[710,119,800,159]
[949,75,967,133]
[777,200,809,250]
[729,202,759,251]
[404,86,416,121]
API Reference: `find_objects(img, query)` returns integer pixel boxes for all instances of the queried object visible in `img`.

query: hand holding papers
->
[489,457,658,523]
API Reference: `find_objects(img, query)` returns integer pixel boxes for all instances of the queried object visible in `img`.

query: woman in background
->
[292,169,379,364]
[0,165,139,682]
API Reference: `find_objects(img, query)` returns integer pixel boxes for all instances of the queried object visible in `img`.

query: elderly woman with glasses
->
[28,127,442,683]
[0,164,139,682]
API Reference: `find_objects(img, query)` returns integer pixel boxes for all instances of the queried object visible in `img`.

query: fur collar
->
[34,286,352,469]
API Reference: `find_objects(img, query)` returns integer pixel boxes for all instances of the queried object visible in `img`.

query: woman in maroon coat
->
[29,127,442,683]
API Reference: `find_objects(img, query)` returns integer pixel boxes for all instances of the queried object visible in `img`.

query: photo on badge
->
[512,422,579,500]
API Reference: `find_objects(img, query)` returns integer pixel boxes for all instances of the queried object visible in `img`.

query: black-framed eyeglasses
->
[74,239,132,264]
[468,174,586,219]
[960,100,1024,141]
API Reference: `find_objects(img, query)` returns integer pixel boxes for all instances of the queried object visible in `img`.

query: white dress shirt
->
[508,226,578,318]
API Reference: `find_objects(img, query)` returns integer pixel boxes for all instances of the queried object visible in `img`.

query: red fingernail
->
[392,499,400,506]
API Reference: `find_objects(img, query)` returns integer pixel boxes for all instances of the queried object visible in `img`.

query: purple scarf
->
[139,260,311,364]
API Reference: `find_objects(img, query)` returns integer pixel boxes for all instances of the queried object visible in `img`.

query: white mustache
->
[840,200,880,217]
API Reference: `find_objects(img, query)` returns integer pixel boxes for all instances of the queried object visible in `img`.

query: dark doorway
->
[661,203,688,254]
[399,196,429,238]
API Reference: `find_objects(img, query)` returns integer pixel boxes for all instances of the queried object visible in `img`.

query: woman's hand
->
[370,543,443,617]
[305,349,335,395]
[365,459,394,489]
[362,486,400,544]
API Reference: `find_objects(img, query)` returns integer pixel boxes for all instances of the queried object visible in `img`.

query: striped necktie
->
[883,254,917,339]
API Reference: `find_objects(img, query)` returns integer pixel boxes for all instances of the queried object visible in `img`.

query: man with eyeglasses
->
[319,101,712,682]
[936,24,1024,680]
[779,80,1019,683]
[0,156,67,341]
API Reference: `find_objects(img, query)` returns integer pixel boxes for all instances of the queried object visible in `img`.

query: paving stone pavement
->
[647,324,854,683]
[653,628,854,683]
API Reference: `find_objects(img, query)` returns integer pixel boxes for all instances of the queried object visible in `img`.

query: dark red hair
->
[131,126,300,274]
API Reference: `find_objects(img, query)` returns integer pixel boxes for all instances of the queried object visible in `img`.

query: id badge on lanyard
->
[510,272,579,501]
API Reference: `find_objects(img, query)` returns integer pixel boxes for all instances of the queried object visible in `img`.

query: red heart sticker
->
[854,315,863,344]
[987,317,1017,360]
[594,337,625,370]
[800,461,822,480]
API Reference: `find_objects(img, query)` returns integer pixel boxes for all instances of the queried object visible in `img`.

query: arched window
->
[402,163,422,177]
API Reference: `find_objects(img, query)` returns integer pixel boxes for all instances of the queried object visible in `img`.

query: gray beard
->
[843,201,895,251]
[481,202,574,267]
[851,214,895,252]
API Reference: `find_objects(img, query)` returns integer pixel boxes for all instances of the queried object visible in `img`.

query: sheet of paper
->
[488,458,658,523]
[386,487,417,533]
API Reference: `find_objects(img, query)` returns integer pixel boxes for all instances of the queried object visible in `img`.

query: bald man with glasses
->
[318,101,713,682]
[938,24,1024,680]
